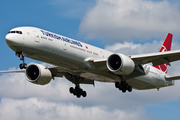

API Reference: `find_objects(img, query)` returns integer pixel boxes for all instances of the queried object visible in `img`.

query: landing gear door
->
[33,31,40,43]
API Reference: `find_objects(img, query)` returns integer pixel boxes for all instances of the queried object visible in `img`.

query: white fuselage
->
[5,27,174,90]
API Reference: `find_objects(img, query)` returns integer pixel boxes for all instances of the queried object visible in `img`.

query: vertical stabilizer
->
[154,33,173,73]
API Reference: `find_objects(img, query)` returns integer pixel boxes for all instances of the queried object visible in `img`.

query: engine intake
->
[25,64,52,85]
[107,54,135,75]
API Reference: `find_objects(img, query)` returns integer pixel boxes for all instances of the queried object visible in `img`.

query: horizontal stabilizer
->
[165,75,180,81]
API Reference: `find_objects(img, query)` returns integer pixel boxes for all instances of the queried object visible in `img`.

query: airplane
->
[2,26,180,98]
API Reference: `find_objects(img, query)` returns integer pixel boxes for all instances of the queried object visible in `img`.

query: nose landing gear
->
[16,52,27,69]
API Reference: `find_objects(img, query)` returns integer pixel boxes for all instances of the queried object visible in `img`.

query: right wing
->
[0,65,95,85]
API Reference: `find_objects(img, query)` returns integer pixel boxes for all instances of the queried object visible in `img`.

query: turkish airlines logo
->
[160,45,167,52]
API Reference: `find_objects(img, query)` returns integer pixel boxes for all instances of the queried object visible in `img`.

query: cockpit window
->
[8,31,23,34]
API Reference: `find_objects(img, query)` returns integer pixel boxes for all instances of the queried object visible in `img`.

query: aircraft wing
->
[0,70,25,73]
[130,49,180,66]
[0,65,65,77]
[0,65,94,85]
[87,49,180,73]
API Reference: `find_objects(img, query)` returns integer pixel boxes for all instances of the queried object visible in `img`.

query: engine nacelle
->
[25,64,52,85]
[106,53,135,75]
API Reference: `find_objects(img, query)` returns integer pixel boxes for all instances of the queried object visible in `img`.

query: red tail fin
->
[154,33,173,73]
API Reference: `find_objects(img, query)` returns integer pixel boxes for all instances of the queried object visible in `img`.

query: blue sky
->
[0,0,180,120]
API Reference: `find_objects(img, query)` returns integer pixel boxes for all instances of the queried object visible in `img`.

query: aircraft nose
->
[5,34,12,43]
[5,34,14,45]
[5,33,23,46]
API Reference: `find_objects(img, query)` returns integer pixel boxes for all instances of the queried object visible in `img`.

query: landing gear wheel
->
[76,94,81,98]
[127,86,132,92]
[82,91,87,97]
[69,87,74,94]
[19,63,27,69]
[119,87,122,90]
[115,82,120,88]
[19,64,23,69]
[122,88,126,93]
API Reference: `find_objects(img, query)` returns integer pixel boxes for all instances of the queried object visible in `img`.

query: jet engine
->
[25,64,52,85]
[106,53,135,75]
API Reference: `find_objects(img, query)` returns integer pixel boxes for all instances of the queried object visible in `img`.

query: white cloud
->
[0,98,151,120]
[80,0,180,41]
[105,42,140,52]
[105,40,163,55]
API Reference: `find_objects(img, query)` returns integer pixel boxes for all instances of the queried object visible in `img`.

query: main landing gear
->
[65,73,87,98]
[115,76,132,93]
[115,81,132,93]
[69,85,87,98]
[16,52,27,69]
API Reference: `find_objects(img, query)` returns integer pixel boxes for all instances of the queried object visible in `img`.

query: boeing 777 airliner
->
[2,26,180,98]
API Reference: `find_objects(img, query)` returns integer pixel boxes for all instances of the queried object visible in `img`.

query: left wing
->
[130,49,180,66]
[87,49,180,74]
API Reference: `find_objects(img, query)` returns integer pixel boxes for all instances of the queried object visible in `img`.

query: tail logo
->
[156,64,168,73]
[160,45,167,52]
[154,33,173,74]
[155,45,168,73]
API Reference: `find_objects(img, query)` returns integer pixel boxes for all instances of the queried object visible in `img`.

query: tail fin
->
[154,33,173,73]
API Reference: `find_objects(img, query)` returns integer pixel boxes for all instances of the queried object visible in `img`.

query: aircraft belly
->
[127,73,168,90]
[80,72,117,83]
[126,78,156,90]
